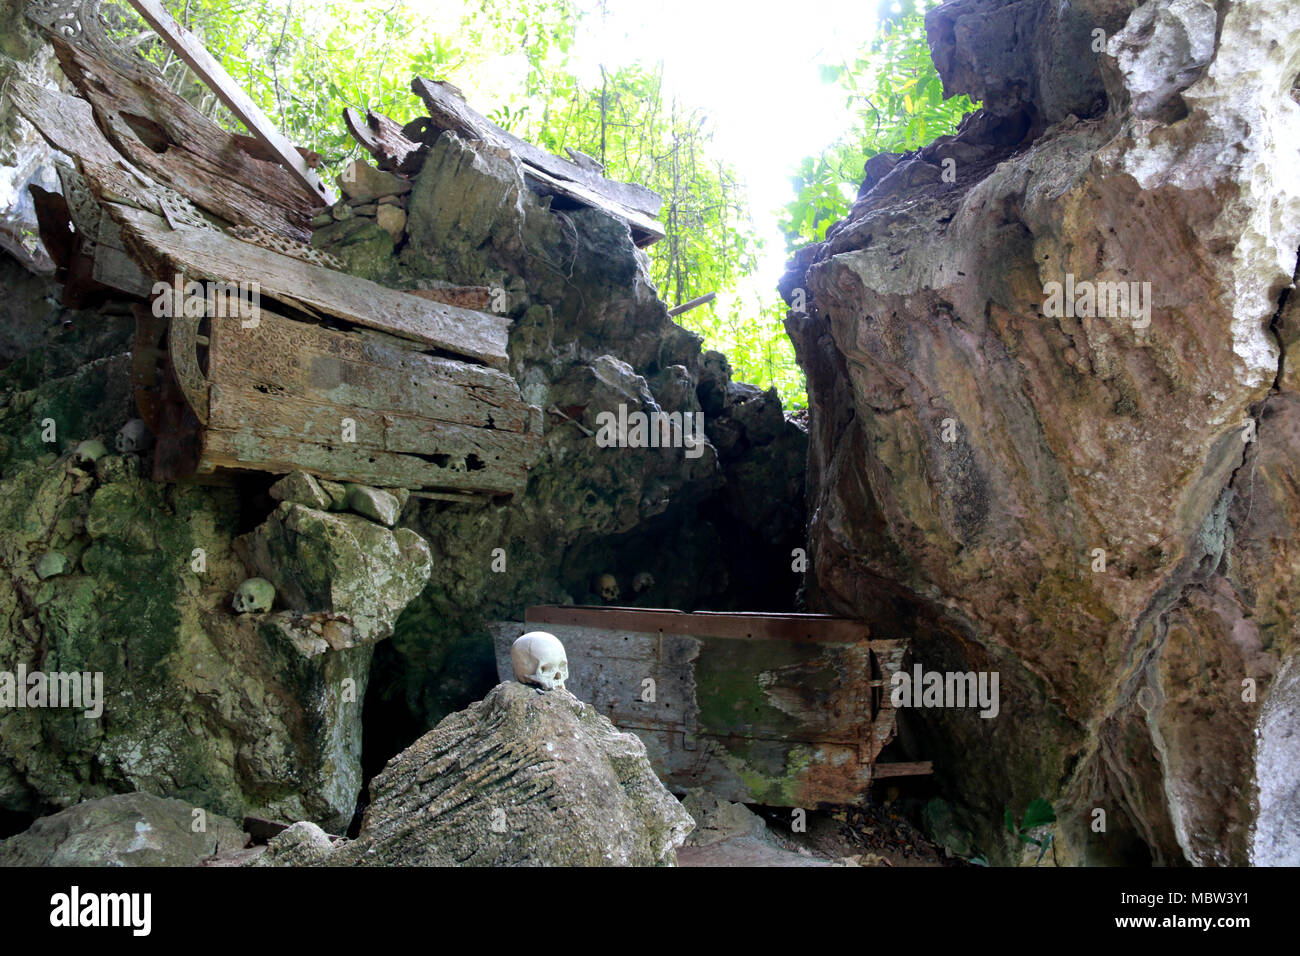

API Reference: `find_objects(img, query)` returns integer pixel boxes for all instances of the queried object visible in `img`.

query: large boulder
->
[783,0,1300,865]
[0,793,246,866]
[237,502,432,645]
[276,682,694,866]
[0,428,430,830]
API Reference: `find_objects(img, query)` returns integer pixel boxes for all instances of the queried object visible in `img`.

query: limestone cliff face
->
[783,0,1300,864]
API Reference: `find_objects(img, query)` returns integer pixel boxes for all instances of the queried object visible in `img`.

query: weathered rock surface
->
[237,502,431,645]
[783,0,1300,865]
[288,682,694,866]
[0,792,246,866]
[0,342,430,829]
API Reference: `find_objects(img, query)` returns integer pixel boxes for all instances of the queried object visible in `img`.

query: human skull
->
[511,631,568,691]
[232,577,275,614]
[73,439,107,465]
[115,419,154,454]
[597,573,619,603]
[632,571,654,594]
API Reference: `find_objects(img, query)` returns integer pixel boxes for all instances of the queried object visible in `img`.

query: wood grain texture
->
[125,0,333,205]
[53,38,319,238]
[108,203,512,369]
[344,107,422,173]
[207,310,530,431]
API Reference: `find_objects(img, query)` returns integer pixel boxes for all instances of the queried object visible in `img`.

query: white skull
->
[511,631,568,691]
[115,418,155,454]
[632,571,654,594]
[73,439,108,465]
[232,577,275,614]
[597,573,619,603]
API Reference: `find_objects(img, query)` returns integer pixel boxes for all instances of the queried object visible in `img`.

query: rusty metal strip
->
[525,605,871,643]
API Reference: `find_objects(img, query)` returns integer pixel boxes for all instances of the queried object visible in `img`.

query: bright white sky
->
[407,0,880,305]
[567,0,877,295]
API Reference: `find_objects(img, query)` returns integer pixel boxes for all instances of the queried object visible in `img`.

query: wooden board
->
[108,203,512,369]
[207,309,531,432]
[410,78,665,247]
[201,428,527,495]
[344,107,423,173]
[492,608,917,806]
[51,38,318,239]
[125,0,333,205]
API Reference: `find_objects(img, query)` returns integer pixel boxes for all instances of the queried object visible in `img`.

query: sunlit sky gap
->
[411,0,880,305]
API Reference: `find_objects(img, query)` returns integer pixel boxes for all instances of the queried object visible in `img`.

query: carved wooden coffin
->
[492,607,927,807]
[10,42,544,496]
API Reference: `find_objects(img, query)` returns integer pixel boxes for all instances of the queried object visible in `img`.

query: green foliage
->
[780,3,978,249]
[97,0,971,412]
[1005,798,1058,865]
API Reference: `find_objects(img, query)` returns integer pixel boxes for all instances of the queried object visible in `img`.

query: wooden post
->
[125,0,335,206]
[667,292,717,317]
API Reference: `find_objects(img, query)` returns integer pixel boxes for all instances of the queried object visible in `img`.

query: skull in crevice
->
[232,577,275,614]
[596,573,620,603]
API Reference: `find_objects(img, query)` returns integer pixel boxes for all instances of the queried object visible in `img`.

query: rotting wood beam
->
[343,107,423,174]
[106,202,513,369]
[409,77,665,246]
[125,0,335,206]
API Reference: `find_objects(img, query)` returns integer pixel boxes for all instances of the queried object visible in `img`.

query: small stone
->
[269,471,331,510]
[345,484,401,526]
[331,201,353,221]
[350,203,378,216]
[36,552,68,579]
[337,160,413,203]
[376,204,407,243]
[376,194,402,205]
[311,212,333,228]
[318,479,349,510]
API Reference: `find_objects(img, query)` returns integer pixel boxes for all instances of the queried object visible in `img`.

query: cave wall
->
[782,0,1299,865]
[0,90,806,828]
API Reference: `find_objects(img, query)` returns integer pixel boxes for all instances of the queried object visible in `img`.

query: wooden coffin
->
[492,606,925,807]
[9,79,543,496]
[147,301,543,494]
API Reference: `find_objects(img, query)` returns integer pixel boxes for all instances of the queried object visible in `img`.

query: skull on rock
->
[632,571,654,594]
[232,577,275,614]
[115,418,155,454]
[596,573,620,603]
[511,631,568,691]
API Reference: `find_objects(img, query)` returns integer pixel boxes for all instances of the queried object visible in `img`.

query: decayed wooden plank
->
[343,107,422,173]
[207,310,531,432]
[201,429,526,495]
[410,78,665,246]
[206,384,538,492]
[52,38,316,239]
[108,203,512,369]
[521,164,665,248]
[404,286,494,310]
[872,762,934,778]
[525,605,871,643]
[411,78,661,218]
[8,80,133,179]
[125,0,334,205]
